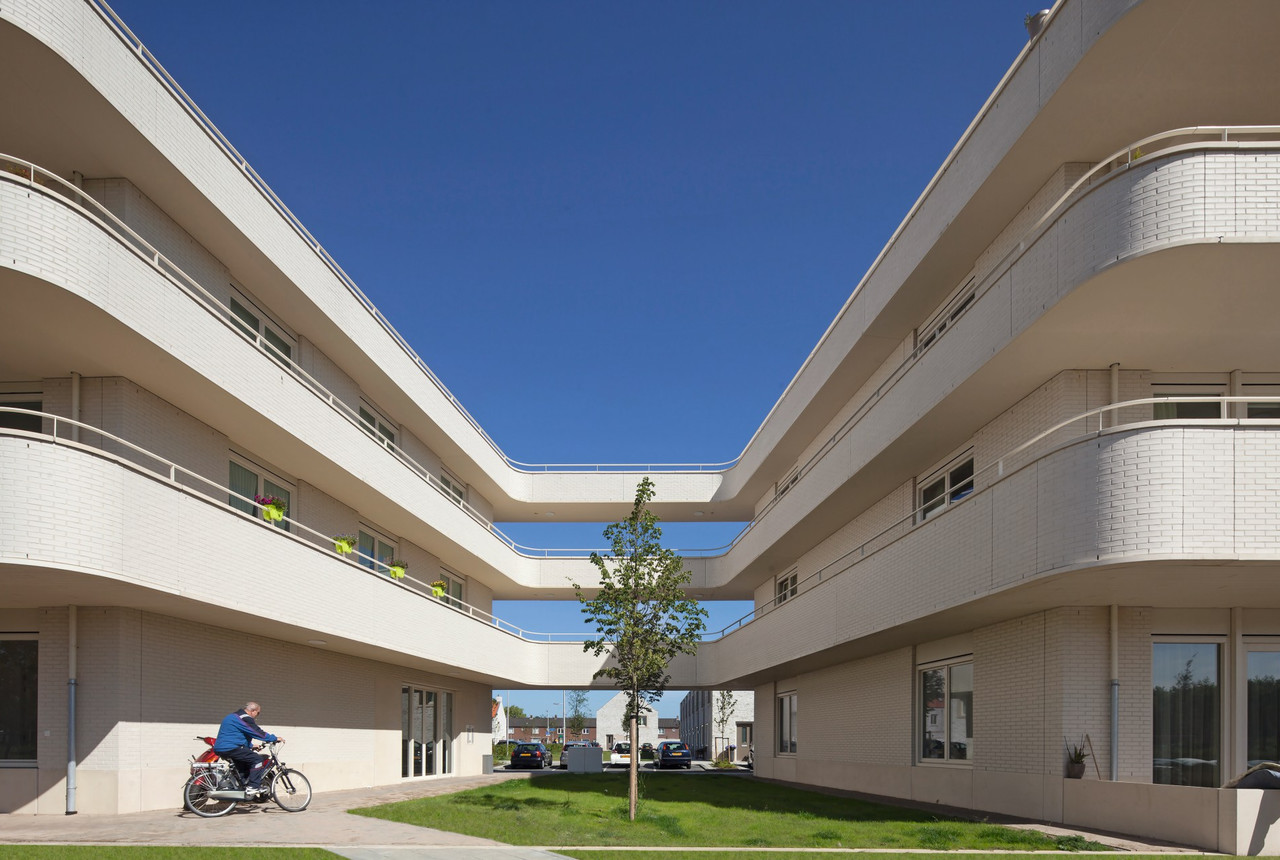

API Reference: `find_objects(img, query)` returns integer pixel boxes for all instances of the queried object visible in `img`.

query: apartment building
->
[679,690,754,761]
[4,0,1280,852]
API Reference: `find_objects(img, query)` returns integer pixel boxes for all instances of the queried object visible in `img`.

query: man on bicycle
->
[213,701,284,799]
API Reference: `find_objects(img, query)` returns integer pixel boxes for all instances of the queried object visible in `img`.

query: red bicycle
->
[183,736,311,816]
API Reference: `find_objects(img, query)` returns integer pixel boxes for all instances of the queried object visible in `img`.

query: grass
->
[351,772,1109,851]
[0,850,339,859]
[559,855,1169,860]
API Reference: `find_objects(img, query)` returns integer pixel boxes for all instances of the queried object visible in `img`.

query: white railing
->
[715,126,1280,560]
[79,0,736,477]
[0,409,586,643]
[702,397,1280,641]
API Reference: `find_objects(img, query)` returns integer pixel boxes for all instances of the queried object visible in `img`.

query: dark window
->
[0,639,37,761]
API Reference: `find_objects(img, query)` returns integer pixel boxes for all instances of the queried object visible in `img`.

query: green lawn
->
[0,850,338,859]
[352,772,1108,851]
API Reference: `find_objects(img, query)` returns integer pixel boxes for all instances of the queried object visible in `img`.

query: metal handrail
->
[79,0,737,476]
[702,396,1280,641]
[0,409,587,643]
[713,126,1280,560]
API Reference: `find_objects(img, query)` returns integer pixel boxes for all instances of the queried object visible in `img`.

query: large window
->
[918,454,974,522]
[1246,647,1280,766]
[359,404,396,448]
[775,571,798,605]
[229,295,293,363]
[228,458,292,532]
[1152,384,1225,420]
[439,472,465,505]
[0,391,41,434]
[1152,641,1220,787]
[437,570,464,607]
[0,637,37,762]
[919,658,973,762]
[358,528,397,575]
[777,693,797,755]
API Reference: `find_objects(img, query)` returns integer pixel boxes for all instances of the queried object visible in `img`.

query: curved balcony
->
[699,402,1280,686]
[0,412,615,687]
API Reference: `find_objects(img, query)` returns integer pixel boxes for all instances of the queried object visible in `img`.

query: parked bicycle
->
[183,736,311,816]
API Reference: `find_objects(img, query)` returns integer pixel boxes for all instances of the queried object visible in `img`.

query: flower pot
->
[333,538,355,555]
[1066,761,1086,779]
[262,507,284,522]
[431,586,445,598]
[388,565,406,580]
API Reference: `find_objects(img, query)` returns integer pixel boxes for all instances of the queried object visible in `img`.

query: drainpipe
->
[1109,604,1119,781]
[67,605,78,814]
[1230,368,1243,419]
[1108,363,1120,428]
[70,371,81,443]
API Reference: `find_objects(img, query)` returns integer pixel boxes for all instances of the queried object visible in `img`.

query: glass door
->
[401,686,448,777]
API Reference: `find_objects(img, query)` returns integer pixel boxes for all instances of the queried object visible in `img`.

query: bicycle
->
[183,737,312,816]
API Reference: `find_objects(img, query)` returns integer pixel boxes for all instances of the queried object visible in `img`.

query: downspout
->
[66,605,78,814]
[70,371,81,443]
[1109,604,1119,781]
[1108,363,1120,428]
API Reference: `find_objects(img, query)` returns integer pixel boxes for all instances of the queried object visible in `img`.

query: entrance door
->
[402,687,437,777]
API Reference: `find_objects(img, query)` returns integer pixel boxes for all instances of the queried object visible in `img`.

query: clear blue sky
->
[107,0,1037,716]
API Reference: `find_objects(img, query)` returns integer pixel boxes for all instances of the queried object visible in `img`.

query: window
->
[916,280,976,354]
[437,571,464,607]
[440,471,465,505]
[777,693,797,754]
[775,468,799,500]
[358,528,396,575]
[0,637,37,762]
[1247,647,1280,765]
[1153,641,1220,787]
[0,391,41,434]
[359,404,396,448]
[229,295,293,363]
[776,571,798,604]
[1152,384,1225,420]
[918,454,974,522]
[228,458,292,532]
[919,658,973,762]
[532,727,540,736]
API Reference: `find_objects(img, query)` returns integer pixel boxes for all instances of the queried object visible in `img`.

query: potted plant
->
[1065,738,1089,779]
[332,535,356,555]
[254,494,287,523]
[387,559,408,580]
[430,579,448,598]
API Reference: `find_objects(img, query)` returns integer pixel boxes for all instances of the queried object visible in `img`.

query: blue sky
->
[107,0,1037,715]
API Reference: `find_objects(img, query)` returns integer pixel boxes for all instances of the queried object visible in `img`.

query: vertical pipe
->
[66,605,78,814]
[70,372,81,443]
[1108,363,1120,429]
[1109,605,1119,781]
[1230,368,1243,419]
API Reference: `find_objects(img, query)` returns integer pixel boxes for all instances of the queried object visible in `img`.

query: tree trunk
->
[628,714,638,821]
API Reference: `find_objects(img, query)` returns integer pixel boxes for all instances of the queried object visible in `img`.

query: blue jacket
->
[213,709,278,752]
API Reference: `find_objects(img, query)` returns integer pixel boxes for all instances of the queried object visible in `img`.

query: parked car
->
[656,740,692,769]
[507,742,552,769]
[558,741,588,768]
[609,742,631,767]
[640,742,655,761]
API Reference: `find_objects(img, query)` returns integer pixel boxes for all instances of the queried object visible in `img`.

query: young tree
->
[567,689,590,741]
[575,477,707,821]
[714,690,738,760]
[506,704,527,719]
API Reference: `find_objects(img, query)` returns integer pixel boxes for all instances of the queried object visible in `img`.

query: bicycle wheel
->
[270,767,312,812]
[184,771,237,817]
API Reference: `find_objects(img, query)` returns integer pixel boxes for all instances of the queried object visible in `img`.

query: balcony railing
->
[0,409,586,642]
[703,396,1280,641]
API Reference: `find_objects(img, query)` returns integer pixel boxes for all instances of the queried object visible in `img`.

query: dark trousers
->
[219,745,269,789]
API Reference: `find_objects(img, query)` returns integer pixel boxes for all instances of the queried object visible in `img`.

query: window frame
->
[1152,636,1225,787]
[1151,383,1227,420]
[0,633,38,767]
[358,402,397,448]
[228,454,295,532]
[228,290,295,364]
[776,692,797,756]
[437,569,465,607]
[916,451,975,523]
[775,570,798,605]
[439,471,465,505]
[917,655,973,765]
[358,524,398,575]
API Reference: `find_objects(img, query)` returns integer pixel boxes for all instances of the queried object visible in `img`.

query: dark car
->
[507,742,552,769]
[657,740,692,769]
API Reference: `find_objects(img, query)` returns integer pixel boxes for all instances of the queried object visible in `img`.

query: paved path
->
[0,770,572,858]
[0,766,1197,857]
